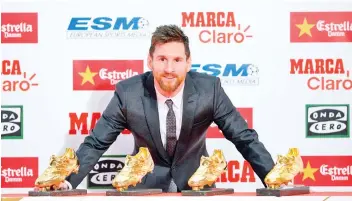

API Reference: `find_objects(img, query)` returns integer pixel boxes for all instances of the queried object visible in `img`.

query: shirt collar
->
[155,83,184,110]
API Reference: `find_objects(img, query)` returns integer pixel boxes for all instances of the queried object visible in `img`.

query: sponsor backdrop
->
[1,0,351,194]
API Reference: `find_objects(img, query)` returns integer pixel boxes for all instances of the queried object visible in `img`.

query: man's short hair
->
[149,25,191,59]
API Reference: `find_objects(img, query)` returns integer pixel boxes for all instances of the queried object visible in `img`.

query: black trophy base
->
[28,189,87,196]
[181,188,234,196]
[106,188,163,196]
[256,186,310,197]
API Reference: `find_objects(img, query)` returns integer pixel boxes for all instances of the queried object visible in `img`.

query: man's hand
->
[33,182,70,192]
[58,182,70,190]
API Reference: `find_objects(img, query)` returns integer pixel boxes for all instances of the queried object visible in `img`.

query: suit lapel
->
[173,74,199,166]
[141,73,171,165]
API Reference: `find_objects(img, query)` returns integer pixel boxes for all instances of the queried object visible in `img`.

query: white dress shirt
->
[155,84,184,148]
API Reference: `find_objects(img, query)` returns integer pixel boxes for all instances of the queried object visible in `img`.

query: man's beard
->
[155,73,183,92]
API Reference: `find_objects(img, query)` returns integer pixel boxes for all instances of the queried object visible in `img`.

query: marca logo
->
[73,60,143,90]
[294,156,352,186]
[216,160,255,183]
[1,157,38,188]
[181,12,252,44]
[306,104,349,138]
[2,60,39,92]
[67,17,150,39]
[290,58,351,91]
[290,12,352,42]
[1,13,38,43]
[87,156,125,189]
[1,105,23,140]
[207,108,253,138]
[191,64,259,86]
[69,112,131,135]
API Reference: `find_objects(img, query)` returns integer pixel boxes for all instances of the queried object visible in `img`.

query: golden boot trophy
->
[106,147,162,196]
[256,148,310,197]
[181,149,234,196]
[28,148,87,196]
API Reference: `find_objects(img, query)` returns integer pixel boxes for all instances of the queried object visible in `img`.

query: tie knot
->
[165,99,173,109]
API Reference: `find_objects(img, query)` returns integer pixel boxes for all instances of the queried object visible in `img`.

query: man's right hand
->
[58,182,70,190]
[33,181,71,191]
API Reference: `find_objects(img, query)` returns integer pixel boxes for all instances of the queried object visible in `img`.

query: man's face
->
[148,41,191,93]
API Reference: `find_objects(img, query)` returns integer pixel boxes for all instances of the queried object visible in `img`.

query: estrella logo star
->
[78,65,98,85]
[302,161,319,181]
[295,18,315,37]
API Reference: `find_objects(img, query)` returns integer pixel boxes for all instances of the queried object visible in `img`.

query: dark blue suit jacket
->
[66,71,275,192]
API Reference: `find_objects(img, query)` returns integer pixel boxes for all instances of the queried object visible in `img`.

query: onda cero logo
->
[87,156,125,189]
[306,104,350,138]
[1,105,23,139]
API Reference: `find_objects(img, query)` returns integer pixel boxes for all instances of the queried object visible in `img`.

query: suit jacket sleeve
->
[66,83,127,188]
[212,77,275,186]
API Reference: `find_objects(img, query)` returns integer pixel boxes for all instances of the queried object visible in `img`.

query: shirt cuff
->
[64,180,73,190]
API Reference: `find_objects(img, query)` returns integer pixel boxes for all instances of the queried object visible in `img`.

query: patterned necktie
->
[165,99,177,158]
[165,99,178,192]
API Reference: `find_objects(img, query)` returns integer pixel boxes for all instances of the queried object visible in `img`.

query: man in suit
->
[59,25,275,192]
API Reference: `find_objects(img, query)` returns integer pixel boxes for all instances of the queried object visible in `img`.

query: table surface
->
[1,192,352,201]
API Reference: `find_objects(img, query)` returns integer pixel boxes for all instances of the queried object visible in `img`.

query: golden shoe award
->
[256,148,310,197]
[106,147,162,196]
[181,149,234,196]
[28,148,87,196]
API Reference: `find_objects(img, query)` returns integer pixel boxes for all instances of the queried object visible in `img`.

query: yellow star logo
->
[302,161,319,181]
[295,18,315,37]
[78,65,97,85]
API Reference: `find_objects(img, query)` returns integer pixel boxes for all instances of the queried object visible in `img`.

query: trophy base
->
[28,189,87,196]
[181,188,234,196]
[256,186,310,197]
[106,189,163,196]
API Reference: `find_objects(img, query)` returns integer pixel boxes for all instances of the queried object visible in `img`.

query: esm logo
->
[69,112,130,135]
[191,63,259,86]
[67,17,150,39]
